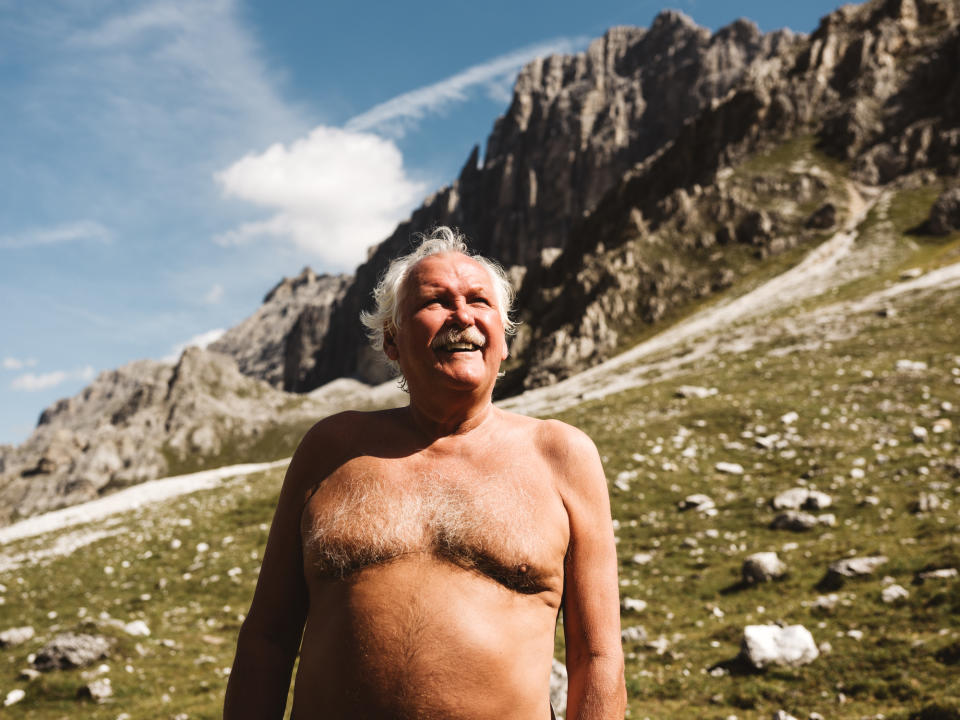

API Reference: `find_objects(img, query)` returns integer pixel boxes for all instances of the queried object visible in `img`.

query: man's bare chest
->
[300,455,567,594]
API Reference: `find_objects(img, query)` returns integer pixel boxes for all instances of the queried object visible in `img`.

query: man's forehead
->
[405,253,493,291]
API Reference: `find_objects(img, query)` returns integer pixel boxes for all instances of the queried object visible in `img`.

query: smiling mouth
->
[431,327,486,353]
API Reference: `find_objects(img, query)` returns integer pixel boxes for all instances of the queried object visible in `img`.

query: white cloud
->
[345,36,590,138]
[0,221,112,249]
[162,328,226,363]
[204,284,224,304]
[11,366,95,392]
[2,358,37,371]
[215,127,427,268]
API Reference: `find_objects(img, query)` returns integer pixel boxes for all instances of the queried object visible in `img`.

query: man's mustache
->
[430,326,486,349]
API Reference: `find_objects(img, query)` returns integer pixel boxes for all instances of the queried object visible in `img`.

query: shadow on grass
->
[708,654,762,677]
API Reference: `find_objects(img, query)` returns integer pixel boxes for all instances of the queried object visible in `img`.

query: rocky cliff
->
[0,348,401,524]
[266,13,802,390]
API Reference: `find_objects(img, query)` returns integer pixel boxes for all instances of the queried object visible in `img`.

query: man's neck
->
[404,391,496,440]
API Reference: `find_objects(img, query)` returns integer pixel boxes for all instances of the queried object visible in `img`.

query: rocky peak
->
[209,270,351,388]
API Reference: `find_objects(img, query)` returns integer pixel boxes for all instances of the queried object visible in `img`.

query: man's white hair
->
[360,226,516,361]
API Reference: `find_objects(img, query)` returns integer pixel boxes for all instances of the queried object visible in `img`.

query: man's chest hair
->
[300,460,566,594]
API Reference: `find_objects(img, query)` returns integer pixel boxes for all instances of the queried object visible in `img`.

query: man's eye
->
[470,297,491,306]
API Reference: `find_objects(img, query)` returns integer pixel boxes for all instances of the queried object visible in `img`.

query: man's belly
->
[291,554,560,720]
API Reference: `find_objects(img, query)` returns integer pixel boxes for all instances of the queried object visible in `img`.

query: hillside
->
[0,167,957,717]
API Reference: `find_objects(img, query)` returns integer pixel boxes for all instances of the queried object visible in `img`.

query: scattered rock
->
[4,689,25,706]
[912,492,942,513]
[770,511,834,531]
[621,625,648,643]
[679,494,716,513]
[912,426,929,442]
[32,633,111,672]
[123,620,150,637]
[771,488,832,511]
[896,359,928,371]
[933,418,953,434]
[927,187,960,235]
[917,568,959,582]
[630,552,654,565]
[715,462,744,475]
[741,624,819,669]
[622,597,648,613]
[0,626,35,647]
[742,552,788,584]
[780,411,799,425]
[18,668,41,681]
[882,584,910,603]
[77,678,113,703]
[900,268,924,280]
[819,556,888,590]
[675,385,718,399]
[772,711,800,720]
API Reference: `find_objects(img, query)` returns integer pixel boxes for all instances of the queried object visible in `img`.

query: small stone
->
[912,426,929,442]
[772,711,799,720]
[780,411,799,425]
[715,462,744,475]
[675,385,718,399]
[631,552,654,565]
[123,620,150,637]
[77,678,113,703]
[621,625,648,643]
[18,668,41,681]
[770,511,818,531]
[896,358,927,371]
[741,624,819,669]
[912,492,942,513]
[881,584,909,603]
[0,626,35,647]
[899,268,923,279]
[4,689,25,706]
[679,494,715,512]
[828,556,888,578]
[622,597,648,613]
[932,418,952,434]
[33,633,111,672]
[917,568,959,581]
[742,552,788,584]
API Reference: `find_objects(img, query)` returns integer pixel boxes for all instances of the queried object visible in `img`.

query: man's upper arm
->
[546,421,622,663]
[241,418,337,644]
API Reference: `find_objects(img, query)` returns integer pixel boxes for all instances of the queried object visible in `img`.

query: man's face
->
[385,253,508,395]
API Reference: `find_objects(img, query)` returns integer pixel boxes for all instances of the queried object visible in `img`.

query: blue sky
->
[0,0,847,445]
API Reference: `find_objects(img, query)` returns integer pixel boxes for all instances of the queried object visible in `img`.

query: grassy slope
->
[1,183,959,718]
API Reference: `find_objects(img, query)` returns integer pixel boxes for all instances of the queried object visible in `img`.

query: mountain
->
[2,0,960,525]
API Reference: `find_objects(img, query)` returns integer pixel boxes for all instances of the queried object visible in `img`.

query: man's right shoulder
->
[299,408,401,454]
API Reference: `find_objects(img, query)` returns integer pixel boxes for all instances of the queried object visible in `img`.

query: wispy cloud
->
[215,127,427,268]
[203,284,224,304]
[11,366,95,392]
[0,221,112,250]
[214,36,588,267]
[2,358,38,371]
[162,328,226,363]
[346,37,590,138]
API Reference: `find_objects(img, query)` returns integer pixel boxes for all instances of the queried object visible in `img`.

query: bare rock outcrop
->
[208,268,350,389]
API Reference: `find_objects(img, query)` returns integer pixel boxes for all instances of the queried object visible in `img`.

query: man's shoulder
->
[295,408,405,458]
[495,411,599,462]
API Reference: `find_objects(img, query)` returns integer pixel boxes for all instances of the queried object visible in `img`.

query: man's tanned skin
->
[224,245,625,719]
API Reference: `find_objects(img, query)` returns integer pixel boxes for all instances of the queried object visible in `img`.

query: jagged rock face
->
[499,0,960,391]
[288,11,799,390]
[208,268,351,389]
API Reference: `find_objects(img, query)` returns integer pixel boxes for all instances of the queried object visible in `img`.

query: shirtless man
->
[224,227,625,720]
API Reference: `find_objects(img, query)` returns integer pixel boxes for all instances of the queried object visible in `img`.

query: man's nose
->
[451,299,474,326]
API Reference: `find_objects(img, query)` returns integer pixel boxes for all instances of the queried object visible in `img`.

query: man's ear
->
[383,328,399,361]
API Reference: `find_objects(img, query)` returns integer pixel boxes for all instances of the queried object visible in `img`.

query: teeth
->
[442,342,478,351]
